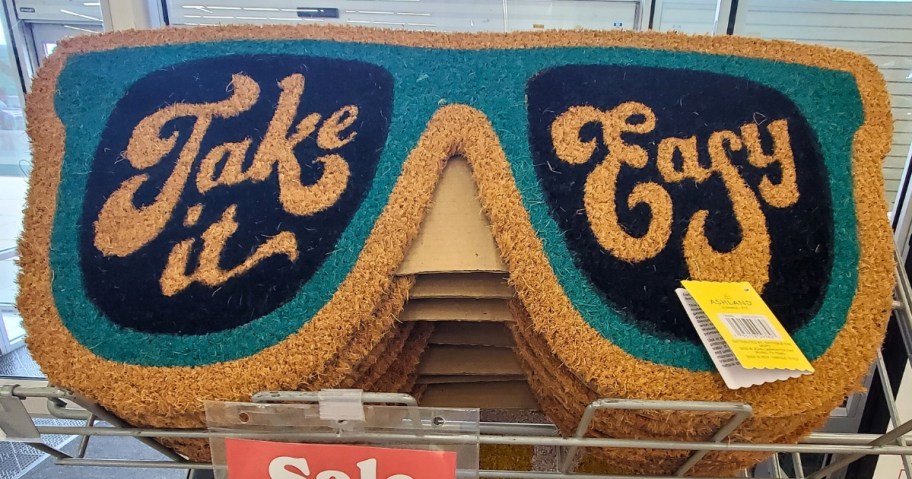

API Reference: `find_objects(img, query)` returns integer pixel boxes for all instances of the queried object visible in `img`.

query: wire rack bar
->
[4,370,912,477]
[19,423,912,454]
[557,399,752,475]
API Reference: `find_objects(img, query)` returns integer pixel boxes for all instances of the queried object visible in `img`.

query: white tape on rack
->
[318,389,365,422]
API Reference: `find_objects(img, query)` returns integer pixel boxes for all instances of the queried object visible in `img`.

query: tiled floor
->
[0,346,42,378]
[1,348,188,479]
[0,342,43,479]
[18,432,187,479]
[0,419,81,479]
[0,418,188,479]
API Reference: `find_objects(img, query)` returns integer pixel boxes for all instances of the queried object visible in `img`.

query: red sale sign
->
[224,438,457,479]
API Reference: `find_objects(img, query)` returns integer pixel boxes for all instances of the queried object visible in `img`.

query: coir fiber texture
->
[20,25,893,474]
[160,275,416,460]
[509,300,802,475]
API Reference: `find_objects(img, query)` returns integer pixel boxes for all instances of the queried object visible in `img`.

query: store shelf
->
[2,250,911,478]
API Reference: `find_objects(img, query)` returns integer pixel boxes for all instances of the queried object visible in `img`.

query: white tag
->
[676,289,810,389]
[318,389,365,422]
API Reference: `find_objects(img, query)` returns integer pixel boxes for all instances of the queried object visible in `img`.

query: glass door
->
[0,14,28,355]
[164,0,642,31]
[27,22,102,67]
[0,0,103,355]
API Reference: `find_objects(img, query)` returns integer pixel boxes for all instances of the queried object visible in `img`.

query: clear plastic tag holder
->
[205,390,480,479]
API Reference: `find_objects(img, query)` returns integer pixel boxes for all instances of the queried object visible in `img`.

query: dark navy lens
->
[81,54,394,335]
[527,65,832,343]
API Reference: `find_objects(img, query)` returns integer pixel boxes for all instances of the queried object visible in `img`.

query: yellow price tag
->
[681,281,814,372]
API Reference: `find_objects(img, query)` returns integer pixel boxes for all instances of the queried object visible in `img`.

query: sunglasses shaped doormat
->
[19,25,894,474]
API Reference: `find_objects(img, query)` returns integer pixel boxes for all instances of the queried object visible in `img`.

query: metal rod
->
[75,415,96,459]
[674,406,753,476]
[559,398,751,474]
[36,424,912,455]
[54,458,215,469]
[876,350,912,479]
[877,352,904,431]
[70,394,188,462]
[806,416,912,479]
[769,453,784,478]
[577,398,753,413]
[24,441,73,460]
[251,391,418,407]
[791,452,805,479]
[558,402,599,473]
[18,416,904,443]
[479,422,558,436]
[8,385,73,399]
[46,397,92,420]
[482,434,912,455]
[47,459,750,479]
[892,249,912,359]
[802,432,910,445]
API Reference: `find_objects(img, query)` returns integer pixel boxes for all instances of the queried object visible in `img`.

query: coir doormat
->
[20,25,894,472]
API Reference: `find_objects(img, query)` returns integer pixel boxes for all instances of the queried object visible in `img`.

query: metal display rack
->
[2,250,912,478]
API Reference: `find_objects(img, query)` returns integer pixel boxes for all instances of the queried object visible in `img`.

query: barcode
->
[719,314,780,340]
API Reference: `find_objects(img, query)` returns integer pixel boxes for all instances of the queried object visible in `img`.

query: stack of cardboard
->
[394,157,538,410]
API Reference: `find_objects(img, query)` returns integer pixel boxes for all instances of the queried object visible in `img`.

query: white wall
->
[165,0,640,32]
[734,0,912,207]
[652,0,718,33]
[505,0,638,31]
